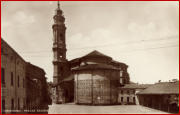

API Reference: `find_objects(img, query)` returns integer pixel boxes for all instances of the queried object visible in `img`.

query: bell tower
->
[52,1,67,85]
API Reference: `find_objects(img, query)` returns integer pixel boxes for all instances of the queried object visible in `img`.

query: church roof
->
[111,60,128,67]
[82,50,112,59]
[137,81,179,95]
[70,50,115,63]
[120,83,152,89]
[72,64,120,71]
[69,50,128,68]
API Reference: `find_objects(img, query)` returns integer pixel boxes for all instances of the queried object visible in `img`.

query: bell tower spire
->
[57,1,60,9]
[52,1,67,85]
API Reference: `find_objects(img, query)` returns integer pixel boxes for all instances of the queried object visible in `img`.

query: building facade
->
[137,81,179,113]
[1,39,26,113]
[71,51,130,105]
[1,39,50,113]
[51,2,130,105]
[118,83,151,105]
[25,63,50,113]
[118,87,136,105]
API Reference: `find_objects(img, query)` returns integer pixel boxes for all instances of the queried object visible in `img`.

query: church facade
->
[52,2,130,105]
[71,51,130,105]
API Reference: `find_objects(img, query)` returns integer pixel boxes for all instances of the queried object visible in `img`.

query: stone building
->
[51,1,73,104]
[1,38,26,113]
[71,51,129,105]
[51,2,130,105]
[25,63,50,113]
[1,38,50,113]
[137,81,179,113]
[118,83,151,105]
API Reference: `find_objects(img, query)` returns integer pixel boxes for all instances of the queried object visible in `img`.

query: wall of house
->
[1,40,26,113]
[137,94,179,113]
[74,69,119,105]
[26,63,50,112]
[118,89,136,105]
[26,78,42,109]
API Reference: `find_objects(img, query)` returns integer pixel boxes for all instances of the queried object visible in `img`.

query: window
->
[1,48,4,54]
[58,34,63,43]
[120,78,123,84]
[127,90,130,94]
[1,68,5,84]
[23,78,25,88]
[11,99,14,110]
[133,97,136,103]
[2,99,5,114]
[11,72,13,86]
[121,90,123,94]
[121,97,123,102]
[10,56,14,61]
[17,60,19,65]
[18,76,20,87]
[123,79,126,84]
[18,98,20,109]
[127,97,129,103]
[133,90,136,94]
[60,34,63,39]
[120,71,123,77]
[23,98,26,108]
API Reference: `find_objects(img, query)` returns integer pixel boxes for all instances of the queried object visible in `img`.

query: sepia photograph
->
[1,1,179,114]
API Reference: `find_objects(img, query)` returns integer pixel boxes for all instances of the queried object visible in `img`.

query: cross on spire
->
[57,1,60,9]
[55,1,63,15]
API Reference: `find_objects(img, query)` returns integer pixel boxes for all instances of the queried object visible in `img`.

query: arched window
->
[133,97,136,103]
[121,90,123,94]
[127,97,129,103]
[120,71,123,77]
[60,34,63,41]
[121,97,123,102]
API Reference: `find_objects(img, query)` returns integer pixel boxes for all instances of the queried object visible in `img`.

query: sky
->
[1,1,179,84]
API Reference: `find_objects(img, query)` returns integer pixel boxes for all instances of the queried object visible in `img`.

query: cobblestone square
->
[48,103,169,114]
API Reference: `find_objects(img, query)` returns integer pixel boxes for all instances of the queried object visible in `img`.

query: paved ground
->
[48,103,169,114]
